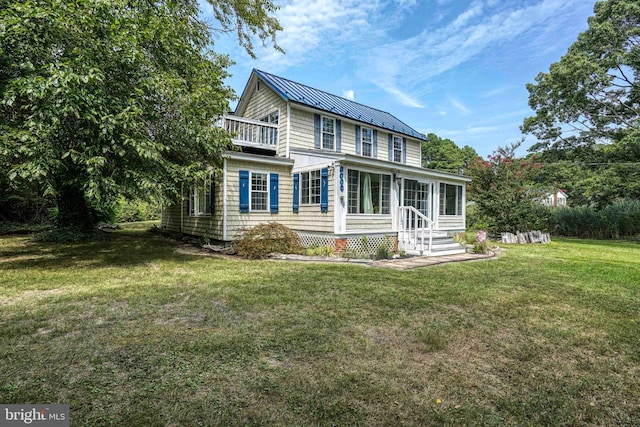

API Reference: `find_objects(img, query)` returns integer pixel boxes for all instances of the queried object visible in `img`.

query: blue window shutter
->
[336,119,342,152]
[355,125,361,155]
[388,134,393,161]
[314,114,321,149]
[270,173,279,213]
[373,130,378,158]
[239,170,249,212]
[293,173,300,213]
[320,168,328,213]
[402,138,407,164]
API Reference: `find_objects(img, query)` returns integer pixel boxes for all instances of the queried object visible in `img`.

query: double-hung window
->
[189,174,213,216]
[322,116,335,150]
[259,111,279,145]
[251,172,269,211]
[361,127,373,157]
[301,170,321,204]
[347,170,391,214]
[439,183,463,216]
[393,136,403,163]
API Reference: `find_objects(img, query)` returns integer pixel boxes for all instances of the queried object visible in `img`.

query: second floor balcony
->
[221,115,278,152]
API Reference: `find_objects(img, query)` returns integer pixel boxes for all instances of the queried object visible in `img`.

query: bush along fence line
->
[501,231,551,244]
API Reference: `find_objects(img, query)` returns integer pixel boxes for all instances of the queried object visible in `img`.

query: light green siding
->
[161,179,224,239]
[346,215,393,231]
[241,84,288,157]
[437,216,465,230]
[225,159,292,240]
[289,108,315,151]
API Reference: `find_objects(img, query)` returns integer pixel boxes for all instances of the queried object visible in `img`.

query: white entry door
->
[403,179,433,227]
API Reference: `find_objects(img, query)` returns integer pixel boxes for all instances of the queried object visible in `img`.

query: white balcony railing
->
[220,115,278,150]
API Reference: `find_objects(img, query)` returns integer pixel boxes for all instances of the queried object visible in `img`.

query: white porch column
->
[334,163,347,233]
[391,174,402,231]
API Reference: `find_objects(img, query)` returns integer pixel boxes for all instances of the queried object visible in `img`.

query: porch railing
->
[398,206,434,256]
[220,115,278,150]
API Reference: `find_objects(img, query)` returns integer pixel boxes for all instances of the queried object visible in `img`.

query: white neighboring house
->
[543,190,568,207]
[161,69,470,256]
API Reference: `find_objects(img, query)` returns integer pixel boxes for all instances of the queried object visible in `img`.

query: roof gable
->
[237,69,427,141]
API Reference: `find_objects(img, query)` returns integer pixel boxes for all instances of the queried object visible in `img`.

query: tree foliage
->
[0,0,281,229]
[522,0,640,151]
[521,0,640,205]
[466,141,547,233]
[421,133,478,173]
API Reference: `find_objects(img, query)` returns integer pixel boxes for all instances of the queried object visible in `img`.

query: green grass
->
[1,229,639,426]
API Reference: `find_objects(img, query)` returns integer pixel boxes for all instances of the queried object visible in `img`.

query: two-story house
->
[161,69,471,256]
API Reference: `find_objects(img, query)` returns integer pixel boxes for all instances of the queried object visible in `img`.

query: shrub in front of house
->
[234,222,304,259]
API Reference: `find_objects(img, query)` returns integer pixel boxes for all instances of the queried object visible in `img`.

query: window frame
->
[361,127,373,157]
[250,171,269,212]
[439,183,463,216]
[347,169,392,215]
[393,135,403,163]
[321,116,336,150]
[301,170,321,205]
[259,110,279,145]
[189,173,213,217]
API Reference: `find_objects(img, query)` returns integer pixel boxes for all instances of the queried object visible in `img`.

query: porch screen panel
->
[439,183,462,215]
[381,175,391,214]
[347,170,359,214]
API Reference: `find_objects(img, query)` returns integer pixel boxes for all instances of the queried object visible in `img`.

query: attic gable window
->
[322,116,335,150]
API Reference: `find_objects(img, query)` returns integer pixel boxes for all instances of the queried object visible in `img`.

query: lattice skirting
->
[296,232,398,256]
[297,232,337,249]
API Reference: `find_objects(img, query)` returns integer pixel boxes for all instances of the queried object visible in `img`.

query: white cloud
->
[448,96,471,115]
[342,89,355,100]
[359,0,583,103]
[385,85,425,108]
[242,0,384,71]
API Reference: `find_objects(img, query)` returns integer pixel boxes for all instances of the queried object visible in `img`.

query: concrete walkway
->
[372,251,496,270]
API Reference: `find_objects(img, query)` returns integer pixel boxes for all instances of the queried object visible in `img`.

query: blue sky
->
[201,0,597,158]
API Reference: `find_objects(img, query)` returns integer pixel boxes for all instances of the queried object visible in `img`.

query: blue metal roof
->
[252,69,428,141]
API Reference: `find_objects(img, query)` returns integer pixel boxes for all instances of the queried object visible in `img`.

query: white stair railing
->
[398,206,434,256]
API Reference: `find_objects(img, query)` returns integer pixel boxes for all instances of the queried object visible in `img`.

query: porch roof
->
[289,148,472,182]
[237,69,428,142]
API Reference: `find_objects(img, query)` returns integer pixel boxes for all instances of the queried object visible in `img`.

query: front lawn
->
[1,230,638,426]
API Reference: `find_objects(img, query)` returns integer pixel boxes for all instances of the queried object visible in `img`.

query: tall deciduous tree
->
[421,133,478,173]
[522,0,640,151]
[0,0,281,230]
[522,0,640,204]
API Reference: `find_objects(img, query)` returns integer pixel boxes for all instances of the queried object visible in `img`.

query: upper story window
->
[301,170,321,204]
[393,136,403,163]
[439,183,463,216]
[189,173,213,217]
[322,116,335,150]
[251,172,269,211]
[361,127,373,157]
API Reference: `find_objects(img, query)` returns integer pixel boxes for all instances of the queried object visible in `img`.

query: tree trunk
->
[55,182,96,231]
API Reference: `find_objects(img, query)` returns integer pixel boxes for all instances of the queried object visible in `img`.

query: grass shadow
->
[0,229,194,271]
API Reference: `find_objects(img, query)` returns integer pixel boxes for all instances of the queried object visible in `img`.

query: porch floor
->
[372,251,496,270]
